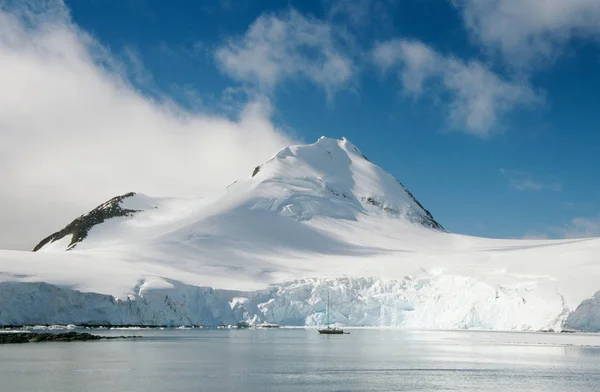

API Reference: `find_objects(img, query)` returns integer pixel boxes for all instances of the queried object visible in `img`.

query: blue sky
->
[1,0,599,248]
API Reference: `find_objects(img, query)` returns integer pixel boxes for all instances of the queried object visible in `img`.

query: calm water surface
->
[1,328,600,391]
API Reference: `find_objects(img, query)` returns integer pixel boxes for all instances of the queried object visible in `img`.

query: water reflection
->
[1,328,600,391]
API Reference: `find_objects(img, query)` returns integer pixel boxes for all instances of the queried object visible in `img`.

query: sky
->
[0,0,599,250]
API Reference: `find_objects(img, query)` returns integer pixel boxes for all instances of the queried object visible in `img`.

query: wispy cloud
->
[372,39,542,137]
[526,213,600,239]
[325,0,397,29]
[0,1,293,250]
[215,9,355,97]
[552,215,600,239]
[454,0,600,68]
[499,169,562,192]
[327,0,373,27]
[121,46,154,88]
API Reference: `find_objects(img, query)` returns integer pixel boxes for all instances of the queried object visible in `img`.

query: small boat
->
[318,291,347,335]
[318,326,345,335]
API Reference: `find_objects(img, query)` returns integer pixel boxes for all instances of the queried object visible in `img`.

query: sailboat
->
[318,291,346,335]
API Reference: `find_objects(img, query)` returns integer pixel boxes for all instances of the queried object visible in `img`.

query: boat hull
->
[318,329,345,335]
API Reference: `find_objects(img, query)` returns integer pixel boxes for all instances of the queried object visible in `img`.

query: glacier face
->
[2,136,600,331]
[0,280,235,327]
[0,276,573,331]
[231,276,567,331]
[566,291,600,332]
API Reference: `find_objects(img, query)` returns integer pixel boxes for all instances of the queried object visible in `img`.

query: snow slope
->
[1,137,600,330]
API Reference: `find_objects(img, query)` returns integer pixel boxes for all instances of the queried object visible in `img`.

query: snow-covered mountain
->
[33,136,443,252]
[1,137,600,331]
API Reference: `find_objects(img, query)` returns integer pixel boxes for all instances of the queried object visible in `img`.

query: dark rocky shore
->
[0,331,141,344]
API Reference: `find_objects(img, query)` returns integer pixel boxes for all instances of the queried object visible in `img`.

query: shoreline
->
[0,324,591,334]
[0,331,142,344]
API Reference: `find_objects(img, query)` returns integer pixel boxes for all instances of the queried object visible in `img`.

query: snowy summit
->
[1,137,599,331]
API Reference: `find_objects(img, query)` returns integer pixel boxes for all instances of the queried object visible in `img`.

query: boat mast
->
[326,290,329,327]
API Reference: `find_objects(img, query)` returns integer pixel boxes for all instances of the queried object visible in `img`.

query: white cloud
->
[456,0,600,68]
[372,39,542,137]
[0,2,293,250]
[215,9,354,96]
[499,169,562,192]
[554,215,600,239]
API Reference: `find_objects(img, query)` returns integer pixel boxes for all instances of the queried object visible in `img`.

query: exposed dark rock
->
[394,180,444,231]
[1,324,205,329]
[538,328,556,333]
[0,331,141,344]
[251,165,262,177]
[362,182,444,232]
[32,192,140,252]
[326,186,351,200]
[352,146,370,161]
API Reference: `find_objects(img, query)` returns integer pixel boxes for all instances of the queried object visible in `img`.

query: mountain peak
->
[247,136,443,229]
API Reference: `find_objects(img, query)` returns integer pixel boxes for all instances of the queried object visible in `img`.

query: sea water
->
[1,328,600,391]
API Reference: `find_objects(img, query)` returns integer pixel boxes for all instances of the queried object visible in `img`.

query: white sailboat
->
[318,291,346,335]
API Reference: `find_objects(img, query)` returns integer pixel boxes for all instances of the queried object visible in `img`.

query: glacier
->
[0,276,574,331]
[1,136,600,331]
